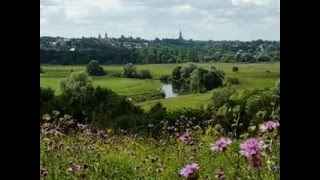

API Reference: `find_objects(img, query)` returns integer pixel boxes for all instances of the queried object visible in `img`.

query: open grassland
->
[41,62,279,110]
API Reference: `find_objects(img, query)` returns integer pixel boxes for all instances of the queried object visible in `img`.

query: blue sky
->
[40,0,280,40]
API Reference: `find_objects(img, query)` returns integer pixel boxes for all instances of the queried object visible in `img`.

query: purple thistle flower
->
[215,171,226,180]
[156,167,164,173]
[179,134,191,144]
[76,123,88,131]
[43,123,52,129]
[45,129,61,136]
[210,137,232,152]
[40,167,47,176]
[69,165,81,172]
[240,138,267,158]
[96,130,106,138]
[179,163,199,178]
[66,119,75,126]
[260,121,279,132]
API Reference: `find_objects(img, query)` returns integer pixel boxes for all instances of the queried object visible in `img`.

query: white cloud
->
[40,0,280,40]
[231,0,271,6]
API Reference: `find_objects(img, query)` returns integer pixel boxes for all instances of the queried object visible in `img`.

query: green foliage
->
[60,71,93,104]
[130,92,165,103]
[86,60,105,76]
[172,63,224,93]
[206,87,280,137]
[226,77,240,85]
[138,69,152,79]
[40,87,55,103]
[232,66,239,72]
[40,66,44,73]
[122,63,137,78]
[41,37,279,64]
[172,65,182,91]
[40,114,280,179]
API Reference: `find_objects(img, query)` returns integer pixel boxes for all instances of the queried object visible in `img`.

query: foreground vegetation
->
[40,112,280,179]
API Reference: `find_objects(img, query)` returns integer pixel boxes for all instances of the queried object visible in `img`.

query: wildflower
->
[76,123,88,131]
[240,138,267,171]
[215,171,226,180]
[156,167,164,173]
[47,129,61,136]
[240,138,267,157]
[211,137,232,152]
[83,129,92,136]
[179,134,191,144]
[69,165,81,172]
[66,119,74,125]
[96,130,106,138]
[40,167,47,176]
[260,121,279,132]
[179,163,199,179]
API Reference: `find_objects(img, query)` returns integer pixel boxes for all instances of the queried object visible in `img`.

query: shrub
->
[122,63,137,78]
[266,70,271,73]
[40,87,56,119]
[40,67,44,73]
[205,87,280,137]
[226,77,240,85]
[60,71,93,104]
[40,87,55,104]
[138,69,152,79]
[232,66,239,72]
[86,60,106,76]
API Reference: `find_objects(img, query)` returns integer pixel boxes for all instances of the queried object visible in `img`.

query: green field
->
[40,62,280,110]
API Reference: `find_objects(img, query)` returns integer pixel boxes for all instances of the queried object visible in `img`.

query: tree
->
[172,64,224,93]
[189,68,207,92]
[203,69,224,90]
[86,60,105,76]
[60,71,93,103]
[240,53,253,62]
[232,66,239,72]
[172,65,182,91]
[138,69,152,79]
[122,63,137,78]
[256,53,271,62]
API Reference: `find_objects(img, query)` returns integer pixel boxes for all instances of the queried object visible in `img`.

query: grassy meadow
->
[40,62,280,110]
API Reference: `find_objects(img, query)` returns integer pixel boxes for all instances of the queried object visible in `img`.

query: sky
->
[40,0,280,41]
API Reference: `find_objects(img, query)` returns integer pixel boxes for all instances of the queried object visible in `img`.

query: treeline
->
[40,36,280,64]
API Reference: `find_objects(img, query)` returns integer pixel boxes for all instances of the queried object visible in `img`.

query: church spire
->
[179,30,183,40]
[104,31,108,39]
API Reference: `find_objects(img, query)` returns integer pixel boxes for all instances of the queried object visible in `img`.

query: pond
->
[161,84,178,98]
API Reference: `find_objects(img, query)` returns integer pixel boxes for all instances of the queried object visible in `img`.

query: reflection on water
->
[161,84,178,98]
